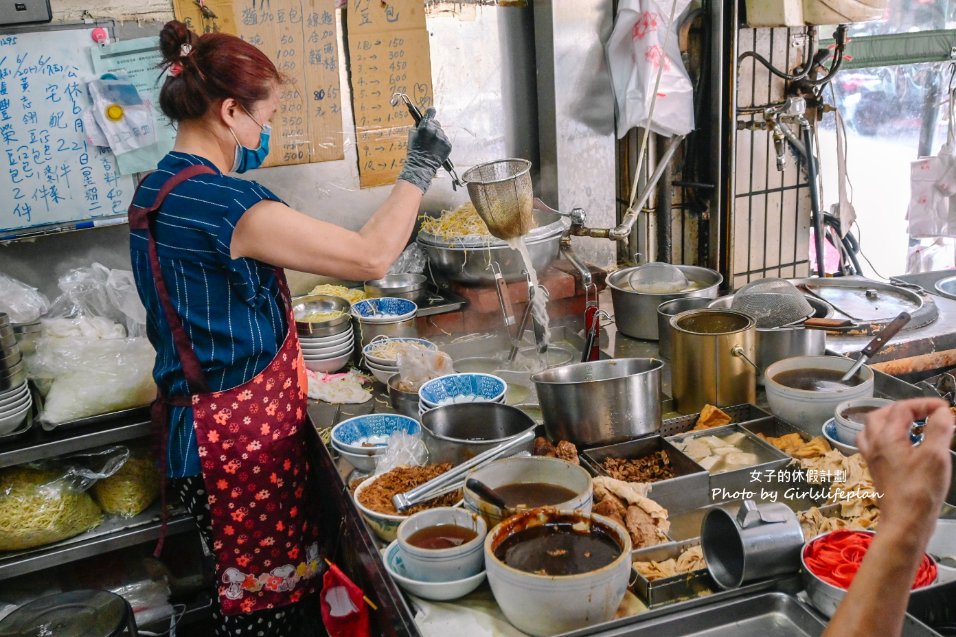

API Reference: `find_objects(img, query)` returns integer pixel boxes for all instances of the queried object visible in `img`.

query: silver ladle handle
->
[391,429,536,512]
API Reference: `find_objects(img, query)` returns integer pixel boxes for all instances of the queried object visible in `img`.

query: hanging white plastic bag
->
[907,88,956,238]
[606,0,695,138]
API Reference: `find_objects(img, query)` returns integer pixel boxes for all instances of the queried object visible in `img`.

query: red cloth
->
[321,564,370,637]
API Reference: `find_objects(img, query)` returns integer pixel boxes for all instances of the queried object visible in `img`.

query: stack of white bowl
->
[294,295,355,373]
[361,337,438,385]
[417,373,507,417]
[0,313,32,435]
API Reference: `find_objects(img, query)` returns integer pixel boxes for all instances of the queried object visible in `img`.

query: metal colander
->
[731,279,814,328]
[461,159,535,240]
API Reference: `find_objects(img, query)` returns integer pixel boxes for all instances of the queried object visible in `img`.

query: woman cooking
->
[128,21,451,636]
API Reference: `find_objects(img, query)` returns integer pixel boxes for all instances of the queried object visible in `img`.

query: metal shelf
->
[0,503,195,581]
[0,417,151,469]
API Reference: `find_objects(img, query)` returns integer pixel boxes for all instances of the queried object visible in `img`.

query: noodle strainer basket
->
[461,159,535,241]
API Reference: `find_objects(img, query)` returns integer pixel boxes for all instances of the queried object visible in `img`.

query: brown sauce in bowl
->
[773,368,864,391]
[493,522,621,576]
[494,483,578,509]
[841,405,879,424]
[406,524,478,550]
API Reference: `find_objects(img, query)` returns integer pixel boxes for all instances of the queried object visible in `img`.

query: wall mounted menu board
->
[0,24,133,240]
[173,0,345,168]
[346,0,434,188]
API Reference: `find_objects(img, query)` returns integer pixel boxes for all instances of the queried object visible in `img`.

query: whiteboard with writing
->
[0,26,134,237]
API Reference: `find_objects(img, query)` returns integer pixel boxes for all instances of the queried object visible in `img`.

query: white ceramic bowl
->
[764,356,874,436]
[300,335,354,354]
[353,476,409,541]
[302,340,354,359]
[299,327,354,347]
[0,382,29,409]
[331,442,381,473]
[396,507,487,582]
[383,540,486,601]
[833,397,893,445]
[365,361,399,385]
[0,398,31,435]
[363,337,437,367]
[331,413,421,454]
[464,456,593,529]
[484,509,632,636]
[299,332,355,352]
[822,418,858,455]
[303,350,353,373]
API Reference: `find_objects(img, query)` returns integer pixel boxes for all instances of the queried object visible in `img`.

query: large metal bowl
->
[420,402,535,464]
[531,358,663,446]
[364,274,428,302]
[417,208,566,284]
[292,294,352,336]
[608,265,722,340]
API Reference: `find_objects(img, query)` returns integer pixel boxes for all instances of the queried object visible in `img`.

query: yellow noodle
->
[420,202,491,239]
[308,284,367,305]
[92,455,160,518]
[0,467,103,551]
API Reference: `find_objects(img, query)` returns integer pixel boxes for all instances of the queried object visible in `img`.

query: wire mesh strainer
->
[731,279,814,328]
[461,159,535,240]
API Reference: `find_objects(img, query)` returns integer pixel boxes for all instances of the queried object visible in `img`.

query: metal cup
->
[701,500,804,589]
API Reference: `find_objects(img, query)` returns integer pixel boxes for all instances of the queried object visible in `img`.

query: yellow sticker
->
[105,104,124,121]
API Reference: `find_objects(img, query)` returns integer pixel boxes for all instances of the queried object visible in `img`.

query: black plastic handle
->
[465,478,507,509]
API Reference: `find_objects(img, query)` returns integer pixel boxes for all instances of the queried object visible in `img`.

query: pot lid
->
[789,277,937,335]
[0,590,129,637]
[934,275,956,301]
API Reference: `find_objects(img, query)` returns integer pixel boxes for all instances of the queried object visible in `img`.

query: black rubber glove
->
[398,107,452,193]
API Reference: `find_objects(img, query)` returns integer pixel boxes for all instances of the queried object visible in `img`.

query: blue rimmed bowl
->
[351,297,418,323]
[418,373,508,408]
[331,413,421,454]
[822,418,859,455]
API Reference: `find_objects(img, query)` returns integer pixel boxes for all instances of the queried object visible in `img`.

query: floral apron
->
[129,165,321,615]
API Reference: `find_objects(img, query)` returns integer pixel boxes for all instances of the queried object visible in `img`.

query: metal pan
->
[0,363,26,392]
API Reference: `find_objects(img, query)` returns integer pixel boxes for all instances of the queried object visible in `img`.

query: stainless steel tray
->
[741,418,811,442]
[583,436,710,513]
[666,424,792,497]
[659,404,773,437]
[631,539,714,608]
[579,592,826,636]
[38,404,151,432]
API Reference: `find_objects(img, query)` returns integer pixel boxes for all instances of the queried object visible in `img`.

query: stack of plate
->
[293,295,354,373]
[361,337,438,385]
[417,373,507,417]
[0,313,31,435]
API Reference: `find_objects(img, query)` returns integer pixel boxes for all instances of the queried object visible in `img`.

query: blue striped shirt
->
[130,152,286,478]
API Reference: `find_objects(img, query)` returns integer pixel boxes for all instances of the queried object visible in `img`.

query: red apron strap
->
[130,164,217,393]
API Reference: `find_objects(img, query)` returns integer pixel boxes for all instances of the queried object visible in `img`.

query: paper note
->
[173,0,344,167]
[90,37,175,175]
[347,0,434,188]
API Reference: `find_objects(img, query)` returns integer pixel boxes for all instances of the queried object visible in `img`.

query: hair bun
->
[159,21,196,65]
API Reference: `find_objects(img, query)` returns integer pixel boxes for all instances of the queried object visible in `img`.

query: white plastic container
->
[745,0,804,27]
[803,0,886,25]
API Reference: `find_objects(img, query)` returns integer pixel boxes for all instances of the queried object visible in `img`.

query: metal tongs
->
[390,92,463,190]
[391,429,535,512]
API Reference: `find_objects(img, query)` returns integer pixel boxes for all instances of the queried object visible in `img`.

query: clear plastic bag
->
[0,273,50,324]
[387,243,428,275]
[27,337,157,428]
[92,446,160,517]
[374,431,429,475]
[47,263,146,335]
[395,349,454,391]
[0,447,128,551]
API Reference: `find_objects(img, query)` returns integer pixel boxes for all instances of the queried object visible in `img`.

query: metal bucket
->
[701,500,804,589]
[531,358,663,447]
[670,309,756,414]
[657,298,714,360]
[755,326,826,385]
[607,265,722,341]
